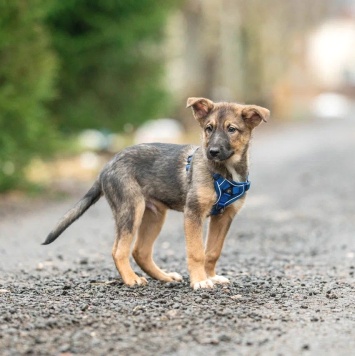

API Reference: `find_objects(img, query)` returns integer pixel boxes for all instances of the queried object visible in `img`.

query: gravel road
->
[0,119,354,356]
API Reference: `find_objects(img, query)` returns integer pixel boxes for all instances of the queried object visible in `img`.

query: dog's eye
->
[205,125,213,133]
[227,126,238,133]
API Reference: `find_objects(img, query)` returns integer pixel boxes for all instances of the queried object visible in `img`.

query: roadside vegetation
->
[0,0,176,192]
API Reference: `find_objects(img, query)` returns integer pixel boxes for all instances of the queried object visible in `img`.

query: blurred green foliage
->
[0,0,176,191]
[0,0,57,191]
[46,0,175,132]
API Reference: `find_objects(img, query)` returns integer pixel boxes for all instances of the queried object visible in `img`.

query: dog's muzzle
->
[207,147,233,161]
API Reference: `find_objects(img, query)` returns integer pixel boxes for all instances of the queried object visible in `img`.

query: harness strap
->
[186,153,250,215]
[186,155,193,172]
[210,173,250,215]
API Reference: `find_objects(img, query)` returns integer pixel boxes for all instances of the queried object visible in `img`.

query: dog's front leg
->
[184,211,214,290]
[205,206,237,285]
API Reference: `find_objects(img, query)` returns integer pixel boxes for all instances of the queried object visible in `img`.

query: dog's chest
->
[225,164,242,182]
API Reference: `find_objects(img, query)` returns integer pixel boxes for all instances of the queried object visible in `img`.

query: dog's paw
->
[166,272,183,282]
[191,279,214,290]
[209,275,230,285]
[126,276,148,287]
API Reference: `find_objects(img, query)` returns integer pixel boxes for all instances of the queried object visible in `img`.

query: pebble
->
[36,263,44,271]
[80,304,89,311]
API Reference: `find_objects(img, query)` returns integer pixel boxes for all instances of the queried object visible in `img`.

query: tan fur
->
[196,185,217,212]
[205,200,244,278]
[184,215,209,286]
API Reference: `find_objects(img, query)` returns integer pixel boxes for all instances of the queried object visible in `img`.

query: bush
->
[0,1,57,191]
[0,0,177,192]
[46,0,176,132]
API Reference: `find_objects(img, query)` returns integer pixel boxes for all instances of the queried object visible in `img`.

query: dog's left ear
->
[242,105,270,129]
[186,97,214,122]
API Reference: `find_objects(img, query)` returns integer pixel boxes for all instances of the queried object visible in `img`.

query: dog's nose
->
[209,148,220,157]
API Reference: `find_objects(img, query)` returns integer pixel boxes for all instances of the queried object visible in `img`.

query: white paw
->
[192,279,214,290]
[166,272,183,282]
[136,276,148,286]
[126,276,148,287]
[209,275,230,285]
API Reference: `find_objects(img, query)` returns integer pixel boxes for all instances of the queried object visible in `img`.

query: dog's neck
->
[206,144,249,182]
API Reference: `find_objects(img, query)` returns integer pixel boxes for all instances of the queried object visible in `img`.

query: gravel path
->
[0,119,354,355]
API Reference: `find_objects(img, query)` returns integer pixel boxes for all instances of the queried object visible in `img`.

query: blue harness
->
[186,154,250,215]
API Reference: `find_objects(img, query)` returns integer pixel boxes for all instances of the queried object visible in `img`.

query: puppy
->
[43,97,269,289]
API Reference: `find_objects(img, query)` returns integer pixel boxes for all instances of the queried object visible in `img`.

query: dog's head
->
[187,97,269,162]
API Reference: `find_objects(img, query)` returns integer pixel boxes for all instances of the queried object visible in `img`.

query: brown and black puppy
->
[43,98,269,289]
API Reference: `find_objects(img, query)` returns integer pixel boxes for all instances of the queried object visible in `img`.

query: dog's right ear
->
[186,97,214,121]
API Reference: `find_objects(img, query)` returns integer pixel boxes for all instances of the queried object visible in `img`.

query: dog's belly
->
[145,198,185,214]
[144,190,186,212]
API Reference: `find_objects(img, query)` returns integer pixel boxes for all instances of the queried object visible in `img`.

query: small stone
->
[164,282,178,288]
[59,344,71,353]
[36,263,44,271]
[80,304,89,311]
[166,309,179,319]
[34,337,44,344]
[199,337,219,345]
[219,334,231,342]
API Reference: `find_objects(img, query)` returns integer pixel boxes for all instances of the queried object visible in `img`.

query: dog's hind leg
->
[133,206,182,282]
[111,197,147,286]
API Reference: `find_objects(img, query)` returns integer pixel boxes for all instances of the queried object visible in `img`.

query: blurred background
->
[1,0,355,195]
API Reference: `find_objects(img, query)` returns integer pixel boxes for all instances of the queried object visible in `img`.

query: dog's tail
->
[42,180,102,245]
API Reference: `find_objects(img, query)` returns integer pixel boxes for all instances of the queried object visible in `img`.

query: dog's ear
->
[242,105,270,129]
[186,97,214,121]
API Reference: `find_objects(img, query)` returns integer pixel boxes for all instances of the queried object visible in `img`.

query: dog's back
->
[100,143,196,211]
